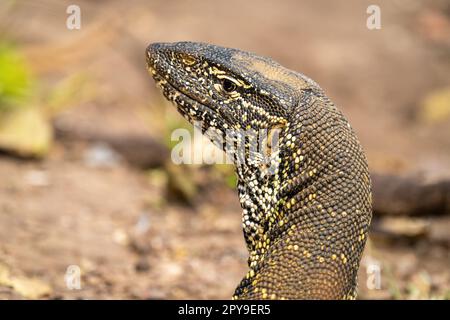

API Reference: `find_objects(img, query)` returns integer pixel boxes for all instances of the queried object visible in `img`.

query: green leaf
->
[0,43,34,110]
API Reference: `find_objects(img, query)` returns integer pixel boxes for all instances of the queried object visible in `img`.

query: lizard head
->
[146,41,319,138]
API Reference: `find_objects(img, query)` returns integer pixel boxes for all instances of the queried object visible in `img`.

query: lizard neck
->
[234,90,323,266]
[236,162,282,265]
[234,91,371,299]
[234,119,301,268]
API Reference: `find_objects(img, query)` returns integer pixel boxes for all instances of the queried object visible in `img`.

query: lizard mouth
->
[149,68,219,127]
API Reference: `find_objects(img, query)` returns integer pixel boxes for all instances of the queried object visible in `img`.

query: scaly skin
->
[146,42,372,300]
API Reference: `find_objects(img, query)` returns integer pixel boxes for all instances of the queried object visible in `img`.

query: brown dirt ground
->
[0,0,449,299]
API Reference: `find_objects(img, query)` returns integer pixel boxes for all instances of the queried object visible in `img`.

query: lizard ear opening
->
[257,123,286,176]
[262,122,286,159]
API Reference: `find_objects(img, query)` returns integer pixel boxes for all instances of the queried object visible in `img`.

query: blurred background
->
[0,0,449,299]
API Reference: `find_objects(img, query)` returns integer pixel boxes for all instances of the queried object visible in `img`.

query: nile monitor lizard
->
[146,42,372,300]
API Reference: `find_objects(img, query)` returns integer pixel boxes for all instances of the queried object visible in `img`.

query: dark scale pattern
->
[146,42,372,300]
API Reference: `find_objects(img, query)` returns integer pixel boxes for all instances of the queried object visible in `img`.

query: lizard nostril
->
[147,43,160,57]
[180,53,196,66]
[146,42,170,62]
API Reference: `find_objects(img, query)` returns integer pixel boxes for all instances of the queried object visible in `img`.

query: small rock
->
[23,170,50,187]
[134,212,151,235]
[135,258,150,273]
[0,263,52,299]
[112,229,129,246]
[129,236,152,255]
[0,107,52,158]
[84,143,122,168]
[145,287,167,300]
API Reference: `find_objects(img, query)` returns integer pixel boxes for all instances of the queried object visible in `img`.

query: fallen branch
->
[372,173,450,216]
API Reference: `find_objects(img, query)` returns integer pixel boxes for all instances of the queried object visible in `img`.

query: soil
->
[0,0,449,299]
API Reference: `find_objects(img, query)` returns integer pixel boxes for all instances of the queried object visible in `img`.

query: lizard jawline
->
[151,72,218,125]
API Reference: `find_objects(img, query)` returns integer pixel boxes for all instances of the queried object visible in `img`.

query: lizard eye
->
[222,78,237,93]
